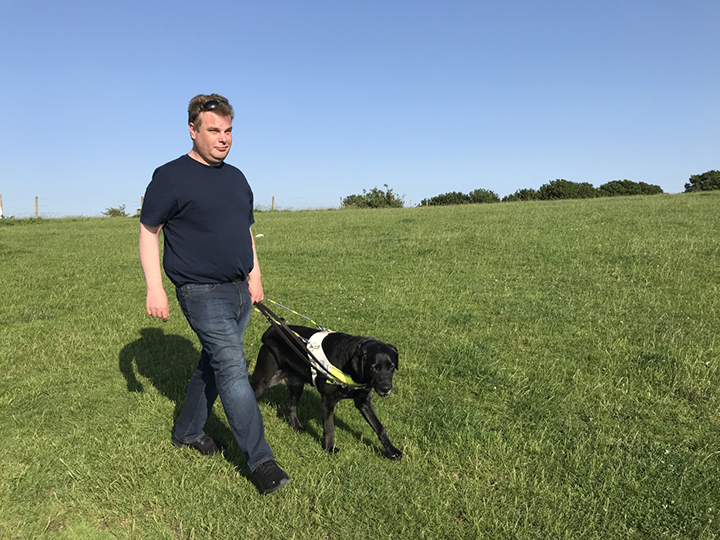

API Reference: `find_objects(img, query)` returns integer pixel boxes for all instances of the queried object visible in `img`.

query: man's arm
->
[139,222,169,321]
[248,227,264,304]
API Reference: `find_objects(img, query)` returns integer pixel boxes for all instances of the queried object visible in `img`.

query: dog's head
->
[351,340,399,397]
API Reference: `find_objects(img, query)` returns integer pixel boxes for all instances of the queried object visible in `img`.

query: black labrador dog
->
[251,325,402,459]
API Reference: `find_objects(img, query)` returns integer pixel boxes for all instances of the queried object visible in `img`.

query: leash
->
[261,298,330,332]
[253,300,366,389]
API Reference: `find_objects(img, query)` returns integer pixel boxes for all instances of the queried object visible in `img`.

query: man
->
[139,93,289,494]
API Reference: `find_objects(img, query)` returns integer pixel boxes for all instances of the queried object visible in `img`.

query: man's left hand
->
[248,274,264,304]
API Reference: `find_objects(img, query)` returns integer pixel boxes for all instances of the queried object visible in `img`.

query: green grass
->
[1,193,719,539]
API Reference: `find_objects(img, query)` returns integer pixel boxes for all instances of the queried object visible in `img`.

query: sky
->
[1,0,718,217]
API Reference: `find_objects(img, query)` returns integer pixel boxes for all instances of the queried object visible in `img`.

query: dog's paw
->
[323,444,340,454]
[127,381,144,393]
[387,447,403,459]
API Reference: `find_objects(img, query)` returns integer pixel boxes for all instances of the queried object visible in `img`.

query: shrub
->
[684,170,720,192]
[420,191,471,206]
[502,188,540,202]
[598,180,663,197]
[539,179,597,200]
[468,189,500,204]
[342,194,368,208]
[102,205,129,217]
[342,184,404,209]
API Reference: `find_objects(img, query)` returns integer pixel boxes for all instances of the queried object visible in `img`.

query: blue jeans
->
[173,279,274,471]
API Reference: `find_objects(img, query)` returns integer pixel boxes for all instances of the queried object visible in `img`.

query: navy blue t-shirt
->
[141,154,255,287]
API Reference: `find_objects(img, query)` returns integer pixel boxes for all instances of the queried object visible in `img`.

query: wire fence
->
[0,194,145,219]
[0,194,356,219]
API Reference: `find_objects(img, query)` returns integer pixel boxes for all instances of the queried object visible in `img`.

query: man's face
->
[188,111,233,166]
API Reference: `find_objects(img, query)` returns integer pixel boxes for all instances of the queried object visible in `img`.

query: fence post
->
[0,193,3,218]
[35,196,38,218]
[271,196,275,212]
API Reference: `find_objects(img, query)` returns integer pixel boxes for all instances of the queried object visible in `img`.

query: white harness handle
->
[306,331,334,387]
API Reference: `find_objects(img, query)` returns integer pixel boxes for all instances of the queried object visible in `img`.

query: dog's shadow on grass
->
[257,387,380,456]
[119,327,253,474]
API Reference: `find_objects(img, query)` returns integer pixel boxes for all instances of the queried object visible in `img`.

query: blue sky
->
[1,0,718,216]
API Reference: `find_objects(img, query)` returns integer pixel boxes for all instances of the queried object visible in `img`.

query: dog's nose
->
[377,386,392,397]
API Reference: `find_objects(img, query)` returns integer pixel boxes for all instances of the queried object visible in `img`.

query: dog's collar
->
[307,331,366,388]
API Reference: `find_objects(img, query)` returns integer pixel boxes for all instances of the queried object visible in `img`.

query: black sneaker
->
[251,460,290,494]
[171,434,223,456]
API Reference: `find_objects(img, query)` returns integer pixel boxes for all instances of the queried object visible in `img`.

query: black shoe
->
[171,433,223,456]
[251,460,290,494]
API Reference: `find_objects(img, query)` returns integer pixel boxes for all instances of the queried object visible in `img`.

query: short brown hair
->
[188,93,234,127]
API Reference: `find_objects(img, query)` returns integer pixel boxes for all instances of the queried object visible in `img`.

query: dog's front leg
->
[321,394,339,453]
[355,396,403,459]
[287,384,306,432]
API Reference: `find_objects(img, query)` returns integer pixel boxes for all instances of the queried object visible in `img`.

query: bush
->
[636,182,664,195]
[684,170,720,192]
[502,188,540,202]
[468,189,500,204]
[420,191,471,206]
[102,205,129,217]
[598,180,663,197]
[539,179,597,200]
[342,185,404,209]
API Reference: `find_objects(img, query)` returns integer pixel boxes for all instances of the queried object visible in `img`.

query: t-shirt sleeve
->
[249,191,255,226]
[140,169,177,227]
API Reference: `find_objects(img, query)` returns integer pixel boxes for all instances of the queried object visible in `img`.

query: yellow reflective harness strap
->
[306,331,366,388]
[253,301,366,389]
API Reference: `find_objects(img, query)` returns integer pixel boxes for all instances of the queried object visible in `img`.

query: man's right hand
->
[139,222,168,321]
[146,286,169,322]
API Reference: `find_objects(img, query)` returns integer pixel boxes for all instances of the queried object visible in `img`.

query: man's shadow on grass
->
[118,328,251,472]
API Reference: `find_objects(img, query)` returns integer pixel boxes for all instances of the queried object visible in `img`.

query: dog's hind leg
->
[355,395,403,459]
[287,383,306,432]
[250,345,281,399]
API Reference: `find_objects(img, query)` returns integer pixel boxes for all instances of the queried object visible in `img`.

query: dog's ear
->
[351,343,368,375]
[388,344,399,370]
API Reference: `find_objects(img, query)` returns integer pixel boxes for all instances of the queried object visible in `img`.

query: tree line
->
[424,178,664,206]
[342,170,719,208]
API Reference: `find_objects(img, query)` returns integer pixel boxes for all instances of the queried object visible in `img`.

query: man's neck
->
[187,150,223,167]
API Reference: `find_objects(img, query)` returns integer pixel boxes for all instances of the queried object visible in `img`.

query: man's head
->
[188,94,234,127]
[187,94,235,166]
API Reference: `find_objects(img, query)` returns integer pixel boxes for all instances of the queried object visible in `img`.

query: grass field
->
[1,192,719,539]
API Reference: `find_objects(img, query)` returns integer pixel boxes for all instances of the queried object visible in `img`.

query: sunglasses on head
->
[202,99,228,111]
